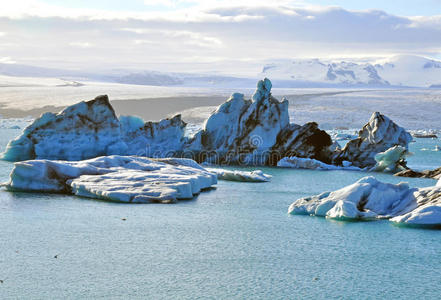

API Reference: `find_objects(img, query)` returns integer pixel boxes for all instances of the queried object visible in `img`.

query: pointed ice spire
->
[252,78,272,102]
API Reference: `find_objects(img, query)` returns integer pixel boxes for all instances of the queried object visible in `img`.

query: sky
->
[1,0,441,74]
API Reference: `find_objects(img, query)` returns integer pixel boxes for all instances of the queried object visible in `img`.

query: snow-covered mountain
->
[262,59,389,86]
[0,63,255,88]
[2,54,441,88]
[262,55,441,87]
[374,55,441,87]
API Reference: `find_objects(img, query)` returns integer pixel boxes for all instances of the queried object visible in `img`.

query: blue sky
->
[41,0,441,16]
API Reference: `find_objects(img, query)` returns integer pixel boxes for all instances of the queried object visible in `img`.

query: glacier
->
[288,176,441,227]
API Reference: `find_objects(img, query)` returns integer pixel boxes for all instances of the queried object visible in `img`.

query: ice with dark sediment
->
[288,176,441,227]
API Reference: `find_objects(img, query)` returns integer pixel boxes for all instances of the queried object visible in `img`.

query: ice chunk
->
[187,78,333,165]
[206,168,271,182]
[335,112,412,168]
[371,145,408,173]
[119,115,145,133]
[277,156,361,171]
[4,156,217,203]
[391,187,441,227]
[1,95,125,161]
[288,176,441,227]
[289,176,416,220]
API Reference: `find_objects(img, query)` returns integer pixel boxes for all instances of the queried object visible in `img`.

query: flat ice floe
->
[4,156,217,203]
[205,168,272,182]
[288,176,441,227]
[277,156,361,171]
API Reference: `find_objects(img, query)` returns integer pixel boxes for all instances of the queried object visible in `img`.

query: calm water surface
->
[0,129,440,299]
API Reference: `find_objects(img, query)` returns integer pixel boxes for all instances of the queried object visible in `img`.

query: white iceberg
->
[390,187,441,226]
[288,176,441,227]
[371,145,408,173]
[277,156,361,171]
[4,156,217,203]
[206,168,272,182]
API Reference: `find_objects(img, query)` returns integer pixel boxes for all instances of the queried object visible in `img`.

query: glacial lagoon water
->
[0,128,440,299]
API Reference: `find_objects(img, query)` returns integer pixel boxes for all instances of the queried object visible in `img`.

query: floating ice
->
[288,176,441,227]
[334,112,412,168]
[277,156,361,171]
[4,156,217,203]
[1,96,125,161]
[371,145,408,173]
[206,168,272,182]
[0,79,411,171]
[187,78,332,165]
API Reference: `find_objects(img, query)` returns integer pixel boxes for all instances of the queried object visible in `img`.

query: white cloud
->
[0,57,16,64]
[69,42,93,48]
[123,28,222,48]
[0,32,5,37]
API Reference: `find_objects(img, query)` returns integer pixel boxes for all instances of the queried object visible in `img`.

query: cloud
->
[123,28,222,48]
[0,3,440,73]
[0,57,16,64]
[69,42,93,48]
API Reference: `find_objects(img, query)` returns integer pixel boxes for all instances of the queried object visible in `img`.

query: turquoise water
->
[0,129,440,299]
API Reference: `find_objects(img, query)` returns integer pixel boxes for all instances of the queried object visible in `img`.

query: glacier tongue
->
[4,156,218,203]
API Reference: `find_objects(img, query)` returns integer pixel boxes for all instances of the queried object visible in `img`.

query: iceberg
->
[187,79,332,165]
[4,156,217,203]
[371,145,408,173]
[205,168,272,182]
[277,156,361,171]
[0,78,411,171]
[390,187,441,226]
[121,114,187,157]
[334,112,412,168]
[0,95,188,162]
[288,176,441,227]
[1,95,125,161]
[1,79,334,166]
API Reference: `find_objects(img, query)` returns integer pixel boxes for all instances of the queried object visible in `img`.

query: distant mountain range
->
[261,55,441,87]
[1,55,441,88]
